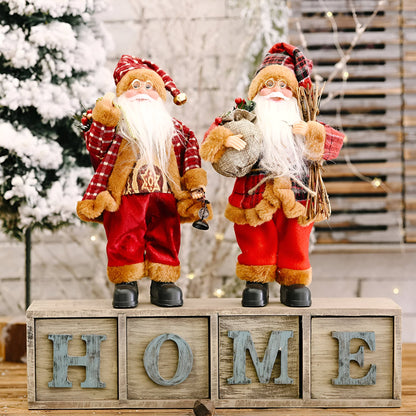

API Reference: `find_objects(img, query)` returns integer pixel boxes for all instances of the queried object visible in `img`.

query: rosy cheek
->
[282,88,293,98]
[146,89,160,100]
[259,87,271,96]
[124,89,138,99]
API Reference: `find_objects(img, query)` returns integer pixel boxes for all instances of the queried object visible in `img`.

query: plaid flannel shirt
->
[81,119,201,201]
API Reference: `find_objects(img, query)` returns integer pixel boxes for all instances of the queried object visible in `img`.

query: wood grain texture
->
[288,0,414,245]
[126,317,210,400]
[34,318,118,402]
[26,298,401,409]
[6,345,416,414]
[311,317,394,399]
[218,315,300,399]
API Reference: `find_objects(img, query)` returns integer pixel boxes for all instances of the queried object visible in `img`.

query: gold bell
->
[174,92,187,105]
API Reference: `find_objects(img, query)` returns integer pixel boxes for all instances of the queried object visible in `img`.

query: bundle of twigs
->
[297,83,331,224]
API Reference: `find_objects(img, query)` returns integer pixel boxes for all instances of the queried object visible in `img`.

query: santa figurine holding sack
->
[77,55,211,309]
[200,43,344,308]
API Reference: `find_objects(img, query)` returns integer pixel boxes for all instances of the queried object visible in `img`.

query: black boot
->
[242,282,269,307]
[280,284,311,307]
[150,281,183,307]
[113,281,138,309]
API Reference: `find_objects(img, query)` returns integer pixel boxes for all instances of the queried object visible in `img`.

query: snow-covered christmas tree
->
[0,0,111,240]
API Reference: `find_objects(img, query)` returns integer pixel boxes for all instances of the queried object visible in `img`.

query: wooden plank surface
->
[34,318,118,402]
[126,317,210,401]
[26,297,401,316]
[311,317,394,399]
[218,315,300,400]
[2,344,415,415]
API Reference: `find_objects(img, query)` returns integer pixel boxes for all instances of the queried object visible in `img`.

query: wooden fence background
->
[290,0,415,244]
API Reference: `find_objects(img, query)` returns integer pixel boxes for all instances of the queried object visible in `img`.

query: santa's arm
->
[199,121,234,163]
[84,121,117,168]
[297,120,344,162]
[321,122,345,161]
[174,121,207,194]
[84,93,121,168]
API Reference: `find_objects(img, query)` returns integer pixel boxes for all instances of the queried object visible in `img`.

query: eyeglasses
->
[263,78,288,90]
[130,79,154,91]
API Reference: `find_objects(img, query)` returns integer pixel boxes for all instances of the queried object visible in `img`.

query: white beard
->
[115,94,175,178]
[253,95,307,179]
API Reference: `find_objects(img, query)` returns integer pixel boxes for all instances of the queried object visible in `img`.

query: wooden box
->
[26,297,401,409]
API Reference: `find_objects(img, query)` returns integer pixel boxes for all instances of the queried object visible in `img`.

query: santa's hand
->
[225,135,246,151]
[292,121,308,137]
[190,187,206,200]
[99,92,116,106]
[92,92,120,127]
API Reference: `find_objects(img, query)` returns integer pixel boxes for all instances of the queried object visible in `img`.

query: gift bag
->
[213,109,262,178]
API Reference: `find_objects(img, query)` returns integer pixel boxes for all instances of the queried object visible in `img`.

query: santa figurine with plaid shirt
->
[77,55,211,309]
[200,43,344,308]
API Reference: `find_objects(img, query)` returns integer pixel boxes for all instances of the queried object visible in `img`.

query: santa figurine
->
[200,43,344,308]
[77,55,211,309]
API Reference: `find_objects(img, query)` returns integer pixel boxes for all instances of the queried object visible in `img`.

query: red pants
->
[103,193,180,268]
[234,208,313,272]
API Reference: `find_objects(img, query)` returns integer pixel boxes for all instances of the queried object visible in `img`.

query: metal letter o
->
[143,333,193,386]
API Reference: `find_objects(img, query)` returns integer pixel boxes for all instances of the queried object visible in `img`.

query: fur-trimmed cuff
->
[147,261,180,282]
[199,126,234,163]
[77,191,119,222]
[182,167,207,191]
[177,197,213,223]
[236,263,277,283]
[276,267,312,286]
[304,121,326,161]
[107,262,145,284]
[92,99,121,127]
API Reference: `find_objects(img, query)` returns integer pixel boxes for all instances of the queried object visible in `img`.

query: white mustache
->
[128,93,155,102]
[263,91,289,101]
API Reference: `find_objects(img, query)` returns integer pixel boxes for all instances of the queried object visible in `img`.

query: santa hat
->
[248,42,313,100]
[113,54,187,105]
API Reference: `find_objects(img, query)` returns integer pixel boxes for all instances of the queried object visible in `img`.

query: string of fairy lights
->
[316,0,390,193]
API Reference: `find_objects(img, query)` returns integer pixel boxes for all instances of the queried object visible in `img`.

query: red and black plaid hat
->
[113,54,187,105]
[248,42,313,100]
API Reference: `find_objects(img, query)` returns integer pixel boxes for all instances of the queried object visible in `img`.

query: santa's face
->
[258,78,293,102]
[123,78,160,101]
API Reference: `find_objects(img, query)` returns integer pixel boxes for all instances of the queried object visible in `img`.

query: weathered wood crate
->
[26,298,401,409]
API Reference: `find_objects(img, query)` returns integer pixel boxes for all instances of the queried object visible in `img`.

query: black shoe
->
[280,284,311,307]
[150,281,183,307]
[242,282,269,307]
[113,281,138,308]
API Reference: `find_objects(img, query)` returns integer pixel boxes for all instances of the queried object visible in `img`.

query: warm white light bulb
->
[214,288,225,298]
[371,178,382,188]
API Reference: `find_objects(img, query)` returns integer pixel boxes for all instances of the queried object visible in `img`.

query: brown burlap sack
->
[212,109,262,178]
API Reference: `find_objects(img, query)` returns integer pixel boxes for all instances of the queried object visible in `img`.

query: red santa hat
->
[248,42,313,100]
[113,54,187,105]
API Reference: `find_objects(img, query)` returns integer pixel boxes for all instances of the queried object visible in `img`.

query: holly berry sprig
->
[73,108,93,133]
[214,97,256,126]
[234,97,256,112]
